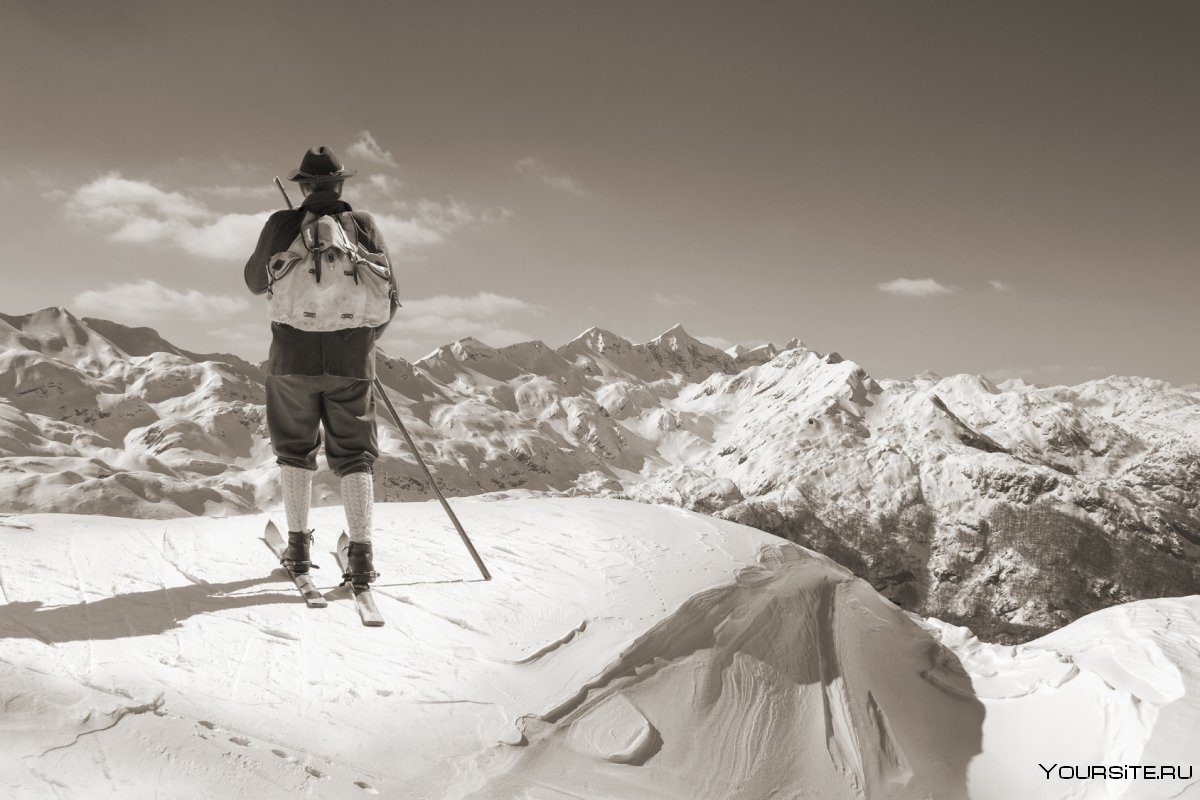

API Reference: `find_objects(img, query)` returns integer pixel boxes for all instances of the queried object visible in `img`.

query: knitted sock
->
[280,465,313,532]
[341,471,374,544]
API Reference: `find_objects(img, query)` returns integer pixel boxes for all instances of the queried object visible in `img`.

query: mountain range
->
[2,306,1197,642]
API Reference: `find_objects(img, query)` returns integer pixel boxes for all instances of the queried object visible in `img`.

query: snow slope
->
[0,499,1195,799]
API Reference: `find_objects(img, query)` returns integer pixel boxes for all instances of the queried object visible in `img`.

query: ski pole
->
[372,378,492,581]
[274,176,294,209]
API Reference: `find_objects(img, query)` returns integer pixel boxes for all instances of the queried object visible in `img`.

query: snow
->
[1,498,1196,799]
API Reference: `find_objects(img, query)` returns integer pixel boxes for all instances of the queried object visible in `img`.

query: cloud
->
[72,280,249,323]
[197,184,277,200]
[64,171,498,263]
[381,292,543,355]
[373,198,510,255]
[373,213,447,250]
[400,293,542,319]
[177,213,276,260]
[877,278,956,297]
[366,174,405,196]
[69,173,209,224]
[65,173,270,259]
[346,131,397,168]
[516,157,589,197]
[989,280,1015,292]
[653,292,697,308]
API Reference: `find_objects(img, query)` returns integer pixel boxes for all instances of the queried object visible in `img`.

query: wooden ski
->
[263,521,327,608]
[335,532,384,627]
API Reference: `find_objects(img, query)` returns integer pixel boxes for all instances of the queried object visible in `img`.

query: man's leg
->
[320,378,380,581]
[266,375,323,571]
[340,470,374,544]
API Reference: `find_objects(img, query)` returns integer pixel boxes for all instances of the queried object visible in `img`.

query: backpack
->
[265,211,394,331]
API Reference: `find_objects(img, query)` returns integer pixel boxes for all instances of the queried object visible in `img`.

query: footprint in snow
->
[229,736,252,747]
[305,766,329,780]
[271,748,297,762]
[354,780,379,794]
[198,720,220,731]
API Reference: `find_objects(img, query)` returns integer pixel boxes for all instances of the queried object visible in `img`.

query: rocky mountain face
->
[2,307,1197,642]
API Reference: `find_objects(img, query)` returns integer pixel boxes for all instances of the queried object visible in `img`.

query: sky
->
[2,1,1198,385]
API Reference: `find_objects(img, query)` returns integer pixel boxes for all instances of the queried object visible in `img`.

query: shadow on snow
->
[0,574,304,643]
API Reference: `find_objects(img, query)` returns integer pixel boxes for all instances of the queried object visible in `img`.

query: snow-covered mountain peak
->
[649,322,693,343]
[416,337,526,384]
[498,339,578,378]
[637,324,735,382]
[725,342,781,370]
[0,306,128,374]
[560,326,633,356]
[781,336,811,353]
[2,305,84,332]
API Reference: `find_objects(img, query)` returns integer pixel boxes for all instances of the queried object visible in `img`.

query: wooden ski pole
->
[372,378,492,581]
[274,176,294,209]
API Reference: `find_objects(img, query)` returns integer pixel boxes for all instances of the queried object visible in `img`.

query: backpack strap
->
[300,210,324,284]
[299,210,318,252]
[339,211,359,249]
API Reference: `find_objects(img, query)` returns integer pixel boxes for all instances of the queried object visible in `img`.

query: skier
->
[244,145,399,587]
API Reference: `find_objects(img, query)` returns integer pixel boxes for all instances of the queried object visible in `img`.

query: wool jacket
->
[244,191,398,379]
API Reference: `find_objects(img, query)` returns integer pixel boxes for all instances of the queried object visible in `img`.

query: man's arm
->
[244,210,296,295]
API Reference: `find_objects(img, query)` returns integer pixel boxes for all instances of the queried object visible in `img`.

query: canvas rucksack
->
[265,211,394,331]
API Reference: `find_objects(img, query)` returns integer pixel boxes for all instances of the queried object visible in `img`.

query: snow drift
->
[0,498,1195,799]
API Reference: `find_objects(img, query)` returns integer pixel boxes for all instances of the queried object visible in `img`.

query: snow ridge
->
[1,308,1199,641]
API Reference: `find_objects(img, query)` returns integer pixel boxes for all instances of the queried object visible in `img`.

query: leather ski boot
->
[281,529,315,574]
[342,541,379,587]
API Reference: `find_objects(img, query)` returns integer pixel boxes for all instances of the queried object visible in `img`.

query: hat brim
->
[286,168,357,181]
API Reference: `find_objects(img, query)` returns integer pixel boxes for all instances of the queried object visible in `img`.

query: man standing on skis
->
[244,146,399,587]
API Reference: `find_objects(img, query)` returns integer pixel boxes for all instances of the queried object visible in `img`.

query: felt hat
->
[287,146,357,182]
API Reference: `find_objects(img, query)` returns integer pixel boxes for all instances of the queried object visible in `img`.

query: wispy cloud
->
[653,292,697,308]
[197,184,276,200]
[64,172,494,261]
[989,280,1015,292]
[516,157,589,197]
[346,131,397,168]
[366,174,405,196]
[65,173,269,259]
[382,292,543,355]
[374,198,509,255]
[72,280,249,323]
[373,213,447,250]
[400,293,540,319]
[877,278,956,297]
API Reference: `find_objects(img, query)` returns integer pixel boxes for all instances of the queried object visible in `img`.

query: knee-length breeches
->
[265,375,378,476]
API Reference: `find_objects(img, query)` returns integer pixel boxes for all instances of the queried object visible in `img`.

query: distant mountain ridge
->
[2,306,1198,642]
